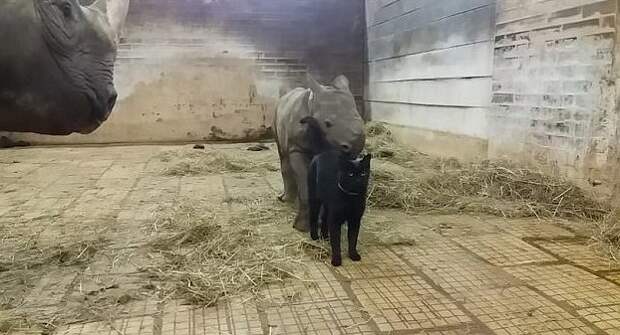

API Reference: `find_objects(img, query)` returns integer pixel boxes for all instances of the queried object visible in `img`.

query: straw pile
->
[157,149,278,176]
[145,198,323,306]
[365,122,609,220]
[367,160,609,219]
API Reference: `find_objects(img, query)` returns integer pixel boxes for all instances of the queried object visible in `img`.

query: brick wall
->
[489,0,618,192]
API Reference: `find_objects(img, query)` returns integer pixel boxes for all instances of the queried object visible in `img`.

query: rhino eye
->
[325,121,333,128]
[59,1,72,18]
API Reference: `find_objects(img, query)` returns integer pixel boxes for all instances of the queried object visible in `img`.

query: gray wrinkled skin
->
[0,0,126,135]
[274,74,366,232]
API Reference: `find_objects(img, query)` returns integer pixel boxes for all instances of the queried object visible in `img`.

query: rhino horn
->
[91,0,130,42]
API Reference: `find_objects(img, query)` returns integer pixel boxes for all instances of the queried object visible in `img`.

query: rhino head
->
[29,0,129,134]
[307,75,365,155]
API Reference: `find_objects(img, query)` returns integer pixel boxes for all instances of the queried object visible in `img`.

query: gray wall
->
[365,0,496,159]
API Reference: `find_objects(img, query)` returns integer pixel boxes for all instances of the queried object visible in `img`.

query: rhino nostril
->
[341,144,350,151]
[107,92,117,111]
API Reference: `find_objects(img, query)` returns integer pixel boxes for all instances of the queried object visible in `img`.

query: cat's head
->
[338,153,371,196]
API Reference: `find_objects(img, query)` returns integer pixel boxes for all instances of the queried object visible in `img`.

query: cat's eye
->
[360,172,366,176]
[348,172,354,177]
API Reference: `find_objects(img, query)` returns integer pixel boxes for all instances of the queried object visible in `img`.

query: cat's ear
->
[361,154,372,168]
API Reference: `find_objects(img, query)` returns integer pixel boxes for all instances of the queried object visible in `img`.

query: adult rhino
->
[274,75,366,232]
[0,0,129,135]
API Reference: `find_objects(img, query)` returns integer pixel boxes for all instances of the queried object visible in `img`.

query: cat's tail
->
[300,116,330,153]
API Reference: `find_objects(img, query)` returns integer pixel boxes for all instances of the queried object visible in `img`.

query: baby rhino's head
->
[338,154,371,196]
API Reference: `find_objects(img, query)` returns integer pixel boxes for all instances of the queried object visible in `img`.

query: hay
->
[366,123,461,171]
[145,198,317,306]
[157,149,278,176]
[0,239,106,271]
[0,238,111,333]
[365,122,610,221]
[366,123,417,165]
[0,318,40,335]
[368,160,609,220]
[592,210,620,261]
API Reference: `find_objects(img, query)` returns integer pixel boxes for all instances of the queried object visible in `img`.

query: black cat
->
[302,116,371,266]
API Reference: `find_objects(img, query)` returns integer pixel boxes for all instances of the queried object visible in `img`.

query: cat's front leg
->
[347,218,362,262]
[319,205,329,240]
[309,200,321,240]
[328,213,343,266]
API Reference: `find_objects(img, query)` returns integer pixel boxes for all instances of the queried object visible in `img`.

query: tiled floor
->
[352,275,471,332]
[532,239,620,271]
[1,144,619,335]
[461,286,596,335]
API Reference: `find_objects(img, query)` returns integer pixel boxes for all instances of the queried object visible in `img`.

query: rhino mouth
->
[78,92,116,134]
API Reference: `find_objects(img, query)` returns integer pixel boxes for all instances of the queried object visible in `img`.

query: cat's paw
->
[331,256,342,267]
[349,252,361,262]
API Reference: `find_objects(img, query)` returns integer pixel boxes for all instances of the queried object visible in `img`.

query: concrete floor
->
[1,144,620,335]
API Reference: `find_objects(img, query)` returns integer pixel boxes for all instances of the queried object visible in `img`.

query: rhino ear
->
[306,74,324,94]
[332,75,350,91]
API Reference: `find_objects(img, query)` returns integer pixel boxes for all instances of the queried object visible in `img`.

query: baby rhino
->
[307,140,371,267]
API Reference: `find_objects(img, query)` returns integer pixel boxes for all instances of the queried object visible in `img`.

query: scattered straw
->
[0,318,41,335]
[157,149,277,176]
[592,210,620,262]
[145,198,316,306]
[1,239,107,272]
